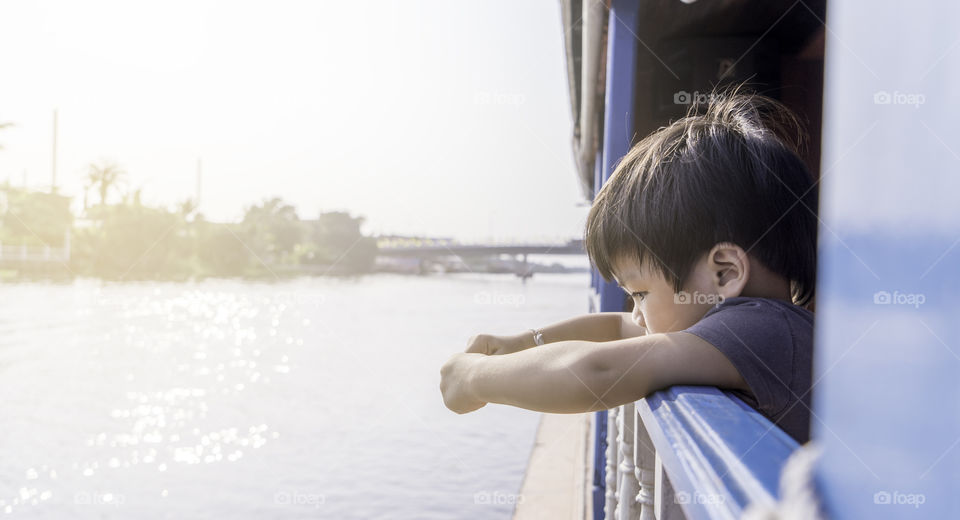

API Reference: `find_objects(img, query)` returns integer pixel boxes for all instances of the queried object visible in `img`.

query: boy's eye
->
[631,291,648,301]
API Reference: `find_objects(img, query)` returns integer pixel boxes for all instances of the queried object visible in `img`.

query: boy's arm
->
[466,312,644,356]
[535,312,644,343]
[441,331,747,414]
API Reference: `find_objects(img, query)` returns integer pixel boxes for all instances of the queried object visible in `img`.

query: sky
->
[0,0,590,242]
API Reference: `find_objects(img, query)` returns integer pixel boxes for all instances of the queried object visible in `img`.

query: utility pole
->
[51,109,58,193]
[196,157,202,208]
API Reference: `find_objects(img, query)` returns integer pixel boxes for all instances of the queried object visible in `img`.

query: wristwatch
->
[530,328,545,346]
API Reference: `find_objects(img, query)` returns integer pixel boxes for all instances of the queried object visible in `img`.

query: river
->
[0,272,591,519]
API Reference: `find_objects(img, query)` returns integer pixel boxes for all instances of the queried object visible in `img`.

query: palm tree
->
[85,160,126,207]
[178,198,198,217]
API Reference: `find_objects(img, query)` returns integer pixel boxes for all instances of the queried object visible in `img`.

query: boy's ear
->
[708,242,749,298]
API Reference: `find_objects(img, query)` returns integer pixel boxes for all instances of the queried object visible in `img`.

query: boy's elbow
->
[600,367,655,410]
[579,352,653,411]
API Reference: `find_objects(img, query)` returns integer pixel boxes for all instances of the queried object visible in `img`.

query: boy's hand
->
[439,353,487,414]
[464,332,531,356]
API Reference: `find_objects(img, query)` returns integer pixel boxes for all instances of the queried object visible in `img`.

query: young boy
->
[439,92,817,444]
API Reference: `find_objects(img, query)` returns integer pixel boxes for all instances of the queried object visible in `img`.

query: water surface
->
[0,273,590,519]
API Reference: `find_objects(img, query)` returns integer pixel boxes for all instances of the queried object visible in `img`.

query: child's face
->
[611,254,720,334]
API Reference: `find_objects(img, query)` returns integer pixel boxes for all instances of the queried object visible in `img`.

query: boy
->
[439,92,817,444]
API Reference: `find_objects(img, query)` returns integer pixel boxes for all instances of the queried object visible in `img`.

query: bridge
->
[375,237,585,258]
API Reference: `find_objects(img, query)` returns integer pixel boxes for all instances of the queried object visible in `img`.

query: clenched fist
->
[439,352,487,414]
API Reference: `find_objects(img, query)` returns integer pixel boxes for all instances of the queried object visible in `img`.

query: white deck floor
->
[512,412,593,520]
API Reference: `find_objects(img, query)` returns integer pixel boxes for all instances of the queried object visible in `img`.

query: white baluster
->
[633,404,657,519]
[604,406,619,519]
[654,454,685,520]
[616,402,639,519]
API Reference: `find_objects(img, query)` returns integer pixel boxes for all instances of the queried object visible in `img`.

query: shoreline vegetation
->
[0,179,586,283]
[1,184,377,282]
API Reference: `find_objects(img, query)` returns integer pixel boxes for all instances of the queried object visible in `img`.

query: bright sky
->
[0,0,589,242]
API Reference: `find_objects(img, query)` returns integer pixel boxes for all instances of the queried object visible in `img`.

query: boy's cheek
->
[631,307,645,328]
[647,301,696,333]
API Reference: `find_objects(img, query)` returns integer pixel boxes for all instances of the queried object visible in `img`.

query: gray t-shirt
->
[682,296,814,444]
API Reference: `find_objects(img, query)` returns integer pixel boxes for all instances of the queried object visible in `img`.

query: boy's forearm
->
[468,339,651,413]
[535,312,627,344]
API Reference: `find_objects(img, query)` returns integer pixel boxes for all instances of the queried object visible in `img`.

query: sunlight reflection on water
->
[0,273,589,519]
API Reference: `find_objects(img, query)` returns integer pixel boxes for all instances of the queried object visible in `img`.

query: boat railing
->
[603,386,800,519]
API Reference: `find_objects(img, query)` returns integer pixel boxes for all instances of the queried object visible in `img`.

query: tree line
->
[0,161,378,280]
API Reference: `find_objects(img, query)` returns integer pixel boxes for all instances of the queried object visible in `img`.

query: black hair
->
[584,87,818,306]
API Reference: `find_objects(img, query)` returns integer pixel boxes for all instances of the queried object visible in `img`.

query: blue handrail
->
[636,386,800,519]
